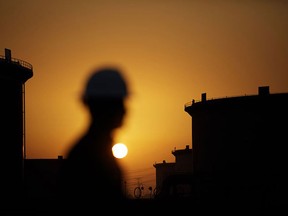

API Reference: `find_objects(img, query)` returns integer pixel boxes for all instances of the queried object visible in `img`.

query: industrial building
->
[0,48,33,207]
[153,145,193,198]
[184,86,288,213]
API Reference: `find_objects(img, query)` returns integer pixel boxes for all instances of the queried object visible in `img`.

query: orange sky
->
[1,0,288,196]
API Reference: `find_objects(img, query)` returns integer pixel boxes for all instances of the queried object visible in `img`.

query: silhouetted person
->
[56,67,130,214]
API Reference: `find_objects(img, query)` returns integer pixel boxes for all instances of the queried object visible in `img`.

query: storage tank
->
[0,48,33,202]
[184,86,288,211]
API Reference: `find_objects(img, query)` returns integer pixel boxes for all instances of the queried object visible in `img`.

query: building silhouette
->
[184,86,288,213]
[153,145,193,188]
[0,48,33,206]
[153,145,193,198]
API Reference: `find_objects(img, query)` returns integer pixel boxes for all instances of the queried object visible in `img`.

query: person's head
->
[82,67,129,129]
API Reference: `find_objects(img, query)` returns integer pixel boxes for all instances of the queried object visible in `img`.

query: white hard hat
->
[82,67,129,101]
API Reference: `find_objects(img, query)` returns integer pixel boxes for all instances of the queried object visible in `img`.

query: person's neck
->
[86,122,115,152]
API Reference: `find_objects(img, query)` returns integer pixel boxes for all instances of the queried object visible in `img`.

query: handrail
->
[0,55,33,70]
[184,94,261,108]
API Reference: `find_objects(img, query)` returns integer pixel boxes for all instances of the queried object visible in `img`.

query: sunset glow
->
[1,0,288,194]
[112,143,128,159]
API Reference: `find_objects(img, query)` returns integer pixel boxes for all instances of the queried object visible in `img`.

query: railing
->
[184,100,200,108]
[184,94,261,108]
[0,55,33,70]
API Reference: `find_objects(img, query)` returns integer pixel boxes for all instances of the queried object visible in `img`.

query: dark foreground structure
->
[184,86,288,215]
[0,49,33,208]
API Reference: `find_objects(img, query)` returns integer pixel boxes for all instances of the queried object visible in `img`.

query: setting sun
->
[112,143,128,159]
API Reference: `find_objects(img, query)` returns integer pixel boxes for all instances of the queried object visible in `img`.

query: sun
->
[112,143,128,159]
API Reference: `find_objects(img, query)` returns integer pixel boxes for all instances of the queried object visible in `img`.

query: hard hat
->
[82,67,129,101]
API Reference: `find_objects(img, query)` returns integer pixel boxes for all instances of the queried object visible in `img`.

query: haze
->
[1,0,287,194]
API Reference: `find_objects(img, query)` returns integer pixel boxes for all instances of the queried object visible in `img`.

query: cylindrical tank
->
[185,87,288,211]
[0,48,33,202]
[185,88,288,177]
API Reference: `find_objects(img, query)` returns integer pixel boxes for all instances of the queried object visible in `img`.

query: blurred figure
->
[57,66,130,213]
